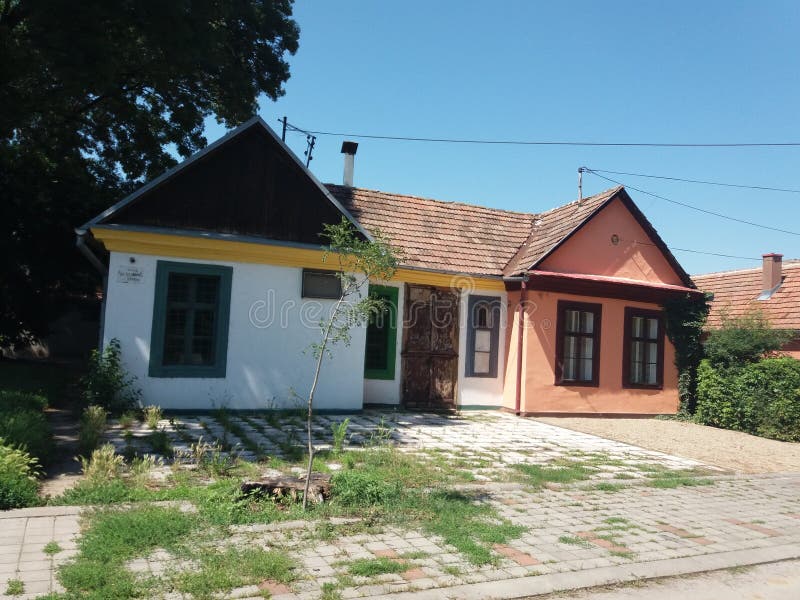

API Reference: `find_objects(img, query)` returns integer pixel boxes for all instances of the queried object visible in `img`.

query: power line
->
[584,170,800,237]
[588,168,800,194]
[620,238,759,262]
[284,121,800,148]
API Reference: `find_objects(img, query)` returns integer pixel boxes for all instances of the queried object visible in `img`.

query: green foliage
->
[512,462,593,488]
[0,391,52,463]
[331,470,402,507]
[80,444,124,482]
[4,579,24,596]
[142,405,163,429]
[346,557,407,577]
[147,429,174,457]
[176,547,295,597]
[330,417,350,452]
[0,438,40,509]
[1,2,299,346]
[44,541,62,555]
[695,357,800,441]
[704,310,793,368]
[78,405,107,455]
[663,293,710,414]
[81,339,141,413]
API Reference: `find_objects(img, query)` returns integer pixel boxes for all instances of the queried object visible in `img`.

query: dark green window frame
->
[149,261,232,378]
[364,285,399,380]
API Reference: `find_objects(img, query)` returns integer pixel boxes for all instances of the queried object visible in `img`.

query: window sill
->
[148,365,227,379]
[364,371,396,381]
[554,380,599,388]
[622,383,664,390]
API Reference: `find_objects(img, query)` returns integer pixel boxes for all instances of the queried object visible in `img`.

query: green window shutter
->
[364,285,398,380]
[149,261,232,378]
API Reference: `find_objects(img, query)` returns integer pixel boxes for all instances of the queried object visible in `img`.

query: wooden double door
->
[401,284,460,410]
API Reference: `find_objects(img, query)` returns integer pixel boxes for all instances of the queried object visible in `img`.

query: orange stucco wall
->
[538,198,684,286]
[502,290,680,415]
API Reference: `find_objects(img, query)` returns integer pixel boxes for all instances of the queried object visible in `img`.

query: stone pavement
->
[0,506,80,599]
[5,412,800,599]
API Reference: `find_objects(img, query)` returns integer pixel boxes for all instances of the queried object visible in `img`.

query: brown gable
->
[327,185,535,276]
[693,261,800,330]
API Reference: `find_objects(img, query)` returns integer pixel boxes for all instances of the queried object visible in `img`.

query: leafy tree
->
[301,219,401,509]
[663,293,710,414]
[704,309,793,369]
[0,0,299,347]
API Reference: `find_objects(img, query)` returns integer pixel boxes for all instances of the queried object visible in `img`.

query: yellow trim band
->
[92,227,506,291]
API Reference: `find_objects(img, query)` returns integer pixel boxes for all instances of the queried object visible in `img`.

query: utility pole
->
[304,134,316,167]
[578,167,586,204]
[281,116,287,142]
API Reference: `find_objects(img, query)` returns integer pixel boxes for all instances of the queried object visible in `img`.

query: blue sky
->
[205,0,800,275]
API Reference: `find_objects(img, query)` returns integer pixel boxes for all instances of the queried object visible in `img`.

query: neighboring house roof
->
[693,261,800,330]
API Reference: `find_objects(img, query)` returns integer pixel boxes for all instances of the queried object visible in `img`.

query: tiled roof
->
[326,184,622,278]
[502,187,622,276]
[692,261,800,330]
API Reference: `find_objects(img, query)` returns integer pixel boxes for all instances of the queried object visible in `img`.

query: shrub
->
[0,438,40,509]
[331,470,402,506]
[142,405,163,429]
[331,417,350,452]
[0,399,52,464]
[696,357,800,441]
[78,405,107,455]
[81,338,141,414]
[704,310,793,368]
[79,444,124,482]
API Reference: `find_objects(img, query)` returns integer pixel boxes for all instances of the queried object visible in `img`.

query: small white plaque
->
[117,266,144,284]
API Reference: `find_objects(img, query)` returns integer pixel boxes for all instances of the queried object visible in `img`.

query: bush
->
[81,338,141,414]
[0,391,52,464]
[78,405,107,456]
[331,470,402,507]
[143,405,163,429]
[704,310,793,368]
[0,438,40,509]
[695,357,800,441]
[80,444,124,482]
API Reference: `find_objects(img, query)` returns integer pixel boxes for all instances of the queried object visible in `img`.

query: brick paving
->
[4,412,800,599]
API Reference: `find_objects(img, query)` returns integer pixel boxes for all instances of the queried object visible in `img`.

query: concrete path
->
[554,559,800,600]
[5,411,800,599]
[0,506,80,599]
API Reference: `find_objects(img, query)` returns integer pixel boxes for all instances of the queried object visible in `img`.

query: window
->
[555,301,602,386]
[623,308,664,388]
[364,285,398,380]
[466,295,501,378]
[149,261,232,378]
[302,269,342,299]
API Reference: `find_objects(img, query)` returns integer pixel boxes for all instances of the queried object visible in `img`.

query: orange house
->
[77,117,701,414]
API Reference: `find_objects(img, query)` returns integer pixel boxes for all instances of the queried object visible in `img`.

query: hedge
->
[0,390,53,464]
[695,357,800,442]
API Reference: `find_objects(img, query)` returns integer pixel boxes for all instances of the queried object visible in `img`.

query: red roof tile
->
[692,260,800,330]
[326,184,624,278]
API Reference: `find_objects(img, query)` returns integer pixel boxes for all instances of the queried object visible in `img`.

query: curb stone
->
[357,544,800,600]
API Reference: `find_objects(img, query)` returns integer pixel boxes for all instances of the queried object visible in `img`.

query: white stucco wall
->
[457,289,507,408]
[103,252,367,411]
[362,282,404,405]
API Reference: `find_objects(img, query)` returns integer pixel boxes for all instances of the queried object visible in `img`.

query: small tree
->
[301,218,400,509]
[663,293,710,414]
[704,309,793,369]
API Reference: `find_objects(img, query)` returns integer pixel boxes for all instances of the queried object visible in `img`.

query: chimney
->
[340,141,358,187]
[761,253,783,297]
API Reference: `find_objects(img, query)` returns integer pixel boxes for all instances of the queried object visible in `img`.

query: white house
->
[77,118,700,415]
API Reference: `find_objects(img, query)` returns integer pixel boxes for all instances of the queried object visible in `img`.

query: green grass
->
[512,462,593,488]
[321,581,343,600]
[176,547,294,598]
[558,535,592,548]
[44,541,62,555]
[400,550,429,559]
[346,557,407,577]
[442,565,462,576]
[4,579,24,596]
[595,482,625,493]
[647,476,713,489]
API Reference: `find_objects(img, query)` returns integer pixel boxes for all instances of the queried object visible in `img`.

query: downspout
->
[75,229,109,349]
[504,275,529,416]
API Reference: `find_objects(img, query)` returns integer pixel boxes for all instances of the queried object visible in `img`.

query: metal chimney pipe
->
[340,141,358,187]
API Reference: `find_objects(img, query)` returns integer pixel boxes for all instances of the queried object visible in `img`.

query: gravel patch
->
[535,418,800,474]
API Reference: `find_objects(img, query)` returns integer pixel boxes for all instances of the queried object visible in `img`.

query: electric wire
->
[584,170,800,237]
[284,121,800,148]
[586,168,800,194]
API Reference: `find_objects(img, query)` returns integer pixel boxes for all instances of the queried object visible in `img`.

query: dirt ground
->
[536,417,800,473]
